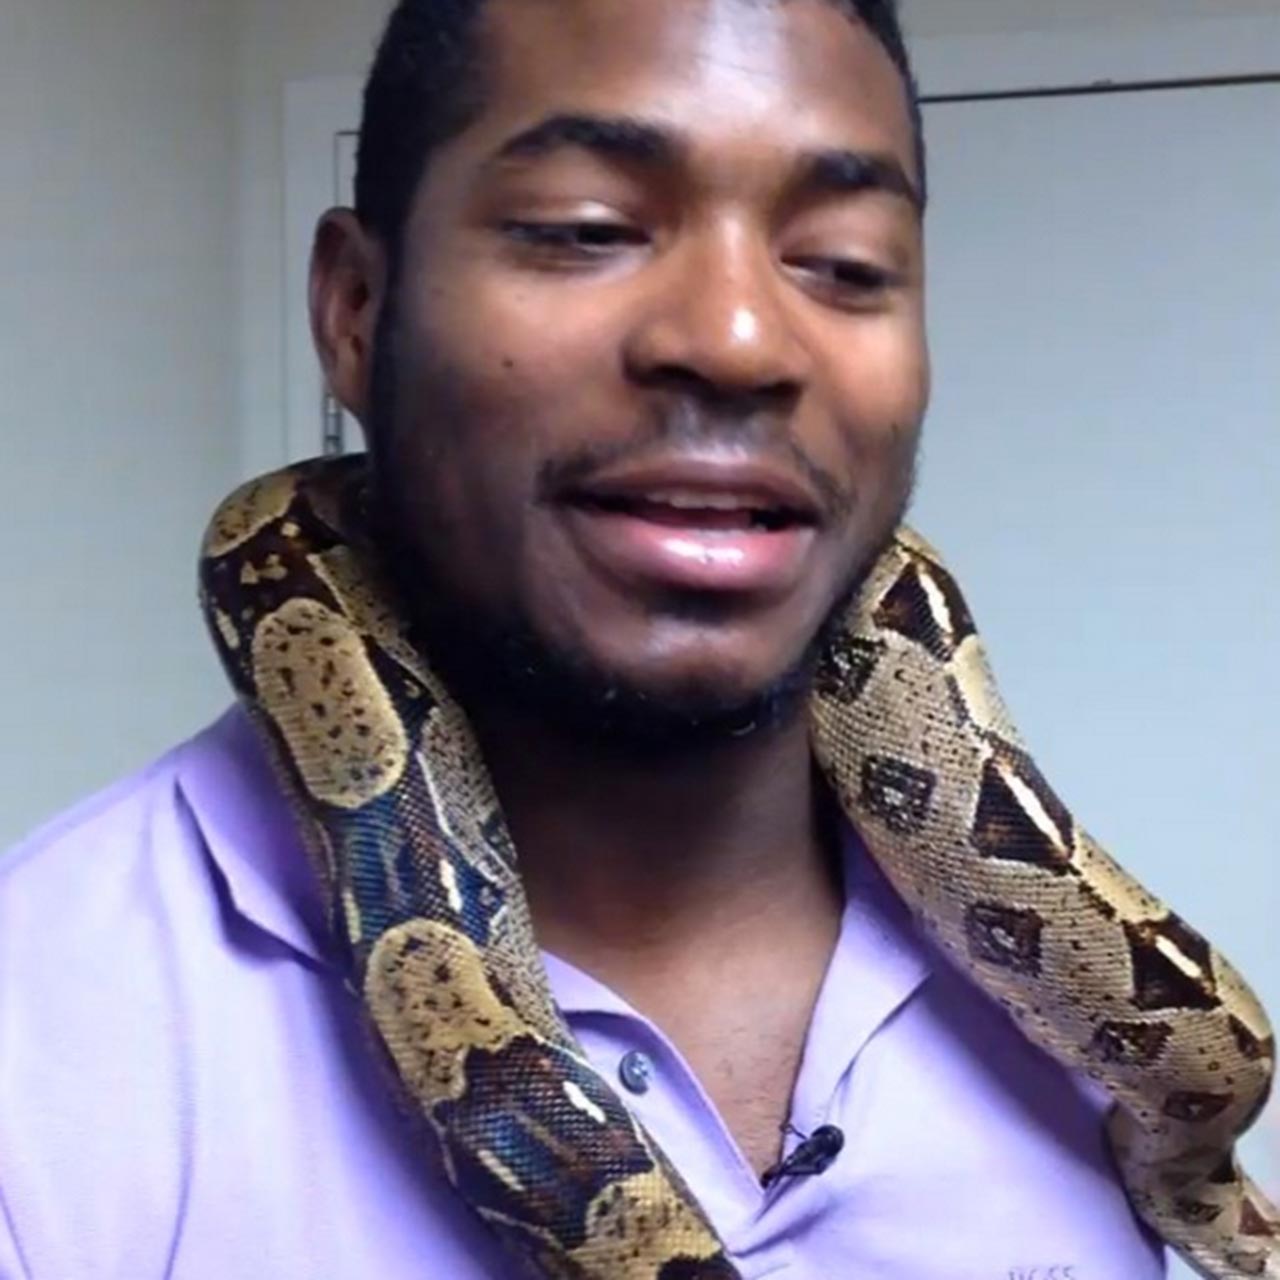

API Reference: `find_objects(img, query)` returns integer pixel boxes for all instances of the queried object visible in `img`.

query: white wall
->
[0,0,240,846]
[903,0,1279,38]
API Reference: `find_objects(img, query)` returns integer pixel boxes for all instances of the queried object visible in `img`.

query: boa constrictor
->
[200,456,1277,1279]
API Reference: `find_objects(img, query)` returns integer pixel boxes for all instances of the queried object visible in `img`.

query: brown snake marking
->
[201,456,1278,1279]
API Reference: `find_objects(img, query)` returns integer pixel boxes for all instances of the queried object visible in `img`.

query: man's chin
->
[415,607,821,757]
[532,680,812,757]
[583,665,813,746]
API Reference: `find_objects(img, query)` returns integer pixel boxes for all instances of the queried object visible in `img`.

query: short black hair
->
[355,0,925,257]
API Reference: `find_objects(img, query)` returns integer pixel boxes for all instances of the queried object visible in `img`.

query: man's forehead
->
[475,0,914,169]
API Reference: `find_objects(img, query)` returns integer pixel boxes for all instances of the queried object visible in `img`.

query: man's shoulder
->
[1,720,218,915]
[0,727,243,1037]
[0,705,327,995]
[0,709,290,1142]
[4,749,179,897]
[0,713,355,1279]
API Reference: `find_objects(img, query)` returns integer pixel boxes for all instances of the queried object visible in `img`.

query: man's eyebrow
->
[801,149,924,213]
[488,114,923,212]
[492,113,679,168]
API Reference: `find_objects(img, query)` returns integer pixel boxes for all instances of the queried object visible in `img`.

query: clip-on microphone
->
[761,1124,845,1188]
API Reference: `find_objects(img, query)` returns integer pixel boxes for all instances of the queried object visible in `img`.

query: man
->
[0,1,1173,1276]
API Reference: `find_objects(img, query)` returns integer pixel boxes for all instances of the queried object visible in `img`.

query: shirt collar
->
[177,710,934,1044]
[177,707,332,968]
[788,825,933,1124]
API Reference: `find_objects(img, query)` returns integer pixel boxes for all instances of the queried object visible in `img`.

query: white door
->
[916,81,1280,1237]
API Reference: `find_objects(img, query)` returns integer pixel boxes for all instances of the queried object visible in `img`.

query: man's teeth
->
[640,490,760,511]
[578,489,801,528]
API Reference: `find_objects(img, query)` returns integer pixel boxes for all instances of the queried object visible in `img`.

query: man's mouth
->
[556,461,823,597]
[570,489,814,533]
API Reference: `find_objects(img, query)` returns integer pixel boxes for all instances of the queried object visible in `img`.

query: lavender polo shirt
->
[0,709,1165,1279]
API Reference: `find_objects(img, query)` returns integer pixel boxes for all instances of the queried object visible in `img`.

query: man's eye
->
[787,257,898,299]
[502,221,647,253]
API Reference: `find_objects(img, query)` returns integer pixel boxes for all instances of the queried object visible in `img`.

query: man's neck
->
[468,702,844,1002]
[468,697,846,1173]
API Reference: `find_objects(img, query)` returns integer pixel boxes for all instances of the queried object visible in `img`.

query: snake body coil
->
[201,457,1278,1279]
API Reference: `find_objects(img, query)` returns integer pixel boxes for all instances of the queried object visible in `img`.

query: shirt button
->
[619,1050,654,1096]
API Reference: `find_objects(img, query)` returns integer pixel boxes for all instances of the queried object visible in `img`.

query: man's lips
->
[555,459,823,596]
[559,456,824,530]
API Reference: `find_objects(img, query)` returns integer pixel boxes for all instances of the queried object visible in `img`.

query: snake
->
[200,454,1277,1279]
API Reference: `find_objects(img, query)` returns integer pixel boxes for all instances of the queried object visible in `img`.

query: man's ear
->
[309,209,388,424]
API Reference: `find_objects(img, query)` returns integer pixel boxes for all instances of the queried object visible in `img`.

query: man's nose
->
[622,224,812,413]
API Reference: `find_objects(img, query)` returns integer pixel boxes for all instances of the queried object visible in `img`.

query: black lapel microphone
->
[761,1124,845,1188]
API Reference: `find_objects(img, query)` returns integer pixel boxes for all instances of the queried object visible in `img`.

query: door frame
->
[283,75,363,465]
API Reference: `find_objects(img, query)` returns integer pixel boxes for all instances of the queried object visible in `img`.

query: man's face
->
[366,0,928,733]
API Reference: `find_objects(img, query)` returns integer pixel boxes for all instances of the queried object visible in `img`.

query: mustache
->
[534,404,853,521]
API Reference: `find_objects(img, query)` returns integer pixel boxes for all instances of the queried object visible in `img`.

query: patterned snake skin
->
[200,456,1277,1278]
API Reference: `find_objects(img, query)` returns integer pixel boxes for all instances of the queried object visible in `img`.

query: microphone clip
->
[761,1123,845,1188]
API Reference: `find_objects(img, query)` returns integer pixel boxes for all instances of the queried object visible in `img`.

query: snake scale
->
[200,455,1277,1279]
